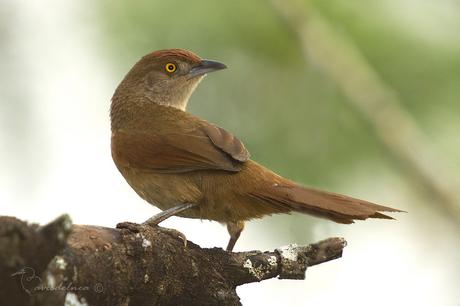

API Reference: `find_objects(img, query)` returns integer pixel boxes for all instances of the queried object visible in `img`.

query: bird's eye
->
[165,63,177,73]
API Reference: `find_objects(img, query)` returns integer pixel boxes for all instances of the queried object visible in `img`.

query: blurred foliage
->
[312,0,460,121]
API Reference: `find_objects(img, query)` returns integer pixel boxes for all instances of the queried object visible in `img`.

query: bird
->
[110,48,402,251]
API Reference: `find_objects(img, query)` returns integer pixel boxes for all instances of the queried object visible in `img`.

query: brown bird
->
[110,49,401,251]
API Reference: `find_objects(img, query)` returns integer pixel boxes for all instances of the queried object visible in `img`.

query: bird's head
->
[115,49,227,111]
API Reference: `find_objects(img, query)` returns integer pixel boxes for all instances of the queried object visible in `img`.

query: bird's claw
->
[157,227,188,248]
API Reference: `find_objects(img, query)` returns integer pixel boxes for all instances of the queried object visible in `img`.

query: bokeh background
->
[2,0,460,305]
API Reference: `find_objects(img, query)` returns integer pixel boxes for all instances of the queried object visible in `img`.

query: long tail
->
[249,184,403,224]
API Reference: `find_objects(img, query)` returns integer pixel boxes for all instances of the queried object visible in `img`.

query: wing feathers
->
[112,127,247,173]
[202,125,250,162]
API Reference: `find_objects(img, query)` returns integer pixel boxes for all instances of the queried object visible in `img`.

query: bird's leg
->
[144,203,198,246]
[117,203,197,247]
[143,203,197,226]
[226,221,245,252]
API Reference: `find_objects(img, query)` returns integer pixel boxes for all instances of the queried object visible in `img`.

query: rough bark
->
[0,215,346,306]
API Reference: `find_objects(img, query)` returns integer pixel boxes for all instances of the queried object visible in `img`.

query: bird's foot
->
[156,227,188,248]
[117,221,188,247]
[116,221,141,233]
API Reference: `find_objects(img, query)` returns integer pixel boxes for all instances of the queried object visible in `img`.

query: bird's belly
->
[118,167,203,218]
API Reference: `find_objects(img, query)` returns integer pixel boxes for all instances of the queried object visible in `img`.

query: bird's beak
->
[189,59,227,78]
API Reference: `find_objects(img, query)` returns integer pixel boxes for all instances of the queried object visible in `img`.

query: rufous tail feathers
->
[250,184,403,224]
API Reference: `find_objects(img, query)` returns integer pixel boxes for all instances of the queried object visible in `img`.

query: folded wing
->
[111,124,249,173]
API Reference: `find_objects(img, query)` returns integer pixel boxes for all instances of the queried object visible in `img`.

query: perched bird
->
[110,49,401,251]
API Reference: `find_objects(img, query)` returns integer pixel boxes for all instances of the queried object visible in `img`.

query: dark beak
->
[189,59,227,78]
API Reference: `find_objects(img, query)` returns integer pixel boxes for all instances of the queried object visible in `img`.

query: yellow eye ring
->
[165,63,177,73]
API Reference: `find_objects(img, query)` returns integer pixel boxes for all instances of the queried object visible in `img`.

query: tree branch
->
[0,215,346,306]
